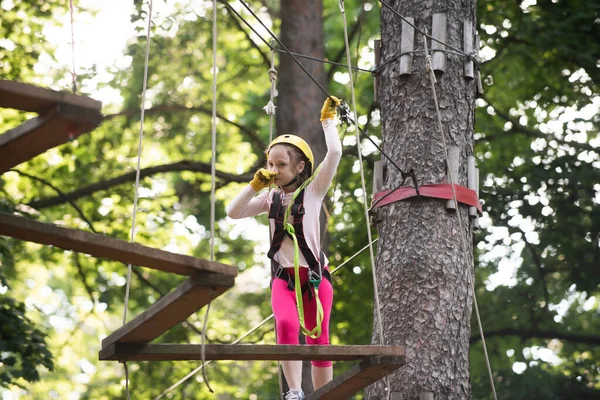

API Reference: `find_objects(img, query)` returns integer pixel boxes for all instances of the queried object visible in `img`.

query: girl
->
[226,96,342,400]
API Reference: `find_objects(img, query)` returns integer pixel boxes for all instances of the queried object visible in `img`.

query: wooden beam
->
[102,273,235,347]
[0,79,101,113]
[431,13,447,73]
[0,213,237,277]
[306,355,405,400]
[98,343,406,362]
[0,105,102,172]
[399,17,415,76]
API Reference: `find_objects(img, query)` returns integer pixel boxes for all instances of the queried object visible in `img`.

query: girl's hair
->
[268,143,313,185]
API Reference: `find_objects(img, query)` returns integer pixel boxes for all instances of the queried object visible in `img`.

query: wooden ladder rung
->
[0,80,103,172]
[0,105,102,172]
[0,79,101,113]
[98,343,405,362]
[102,273,235,347]
[0,213,237,277]
[306,355,405,400]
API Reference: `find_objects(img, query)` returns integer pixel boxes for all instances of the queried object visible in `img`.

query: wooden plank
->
[102,273,235,347]
[99,343,405,362]
[399,17,415,76]
[306,355,405,400]
[475,33,484,97]
[464,20,474,79]
[0,213,237,277]
[467,155,477,218]
[431,13,447,73]
[374,39,381,103]
[445,146,460,210]
[0,79,101,113]
[0,105,102,172]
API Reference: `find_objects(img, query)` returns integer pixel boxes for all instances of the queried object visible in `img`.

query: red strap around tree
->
[372,184,482,213]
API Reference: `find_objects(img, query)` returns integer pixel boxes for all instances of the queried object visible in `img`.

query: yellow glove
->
[249,168,278,191]
[320,96,342,122]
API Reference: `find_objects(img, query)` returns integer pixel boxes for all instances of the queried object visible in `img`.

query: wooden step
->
[0,79,101,113]
[0,80,102,172]
[102,273,235,348]
[98,343,405,362]
[306,355,405,400]
[0,213,237,277]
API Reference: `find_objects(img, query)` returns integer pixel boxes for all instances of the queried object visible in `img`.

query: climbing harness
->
[267,165,329,339]
[268,189,333,299]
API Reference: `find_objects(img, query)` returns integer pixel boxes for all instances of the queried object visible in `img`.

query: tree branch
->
[9,169,99,233]
[470,327,600,346]
[28,160,255,210]
[221,0,271,67]
[104,103,266,153]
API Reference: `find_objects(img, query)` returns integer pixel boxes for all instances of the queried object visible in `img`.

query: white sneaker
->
[284,389,305,400]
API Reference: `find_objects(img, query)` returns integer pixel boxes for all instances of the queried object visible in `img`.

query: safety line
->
[198,0,220,393]
[422,34,498,400]
[68,0,77,93]
[122,0,154,398]
[235,0,333,101]
[378,0,480,68]
[153,238,379,400]
[273,48,373,72]
[220,0,414,182]
[339,1,390,398]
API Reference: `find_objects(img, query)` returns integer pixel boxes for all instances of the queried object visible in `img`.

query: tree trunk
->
[277,0,326,166]
[277,0,326,396]
[366,1,477,399]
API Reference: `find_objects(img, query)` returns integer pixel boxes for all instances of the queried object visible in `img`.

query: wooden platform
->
[306,356,404,400]
[102,273,235,347]
[0,79,103,172]
[0,79,101,112]
[98,343,405,362]
[0,213,237,277]
[99,344,406,399]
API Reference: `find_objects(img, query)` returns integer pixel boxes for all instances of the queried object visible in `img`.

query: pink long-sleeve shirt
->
[226,119,342,268]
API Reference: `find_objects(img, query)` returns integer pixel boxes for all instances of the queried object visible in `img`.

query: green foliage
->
[0,295,54,387]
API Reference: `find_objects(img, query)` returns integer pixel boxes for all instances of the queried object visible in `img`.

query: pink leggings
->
[271,267,333,368]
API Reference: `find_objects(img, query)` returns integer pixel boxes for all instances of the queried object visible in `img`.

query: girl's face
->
[267,145,305,192]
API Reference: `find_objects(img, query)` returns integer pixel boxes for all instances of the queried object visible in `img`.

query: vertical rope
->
[68,0,77,93]
[121,0,154,397]
[339,1,390,397]
[264,43,283,399]
[423,33,498,400]
[198,0,219,394]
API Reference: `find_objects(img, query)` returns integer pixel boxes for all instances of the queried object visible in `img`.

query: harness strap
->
[266,173,328,338]
[271,257,332,300]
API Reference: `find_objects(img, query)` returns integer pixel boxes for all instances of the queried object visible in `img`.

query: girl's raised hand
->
[320,96,342,122]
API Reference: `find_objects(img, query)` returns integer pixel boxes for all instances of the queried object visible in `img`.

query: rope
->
[121,0,154,397]
[220,0,410,182]
[378,0,480,69]
[153,238,378,400]
[281,166,325,339]
[196,0,220,394]
[339,1,389,398]
[264,43,278,141]
[263,43,283,399]
[68,0,77,93]
[422,33,498,400]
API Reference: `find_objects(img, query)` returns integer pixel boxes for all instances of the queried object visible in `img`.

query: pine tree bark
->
[366,1,477,399]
